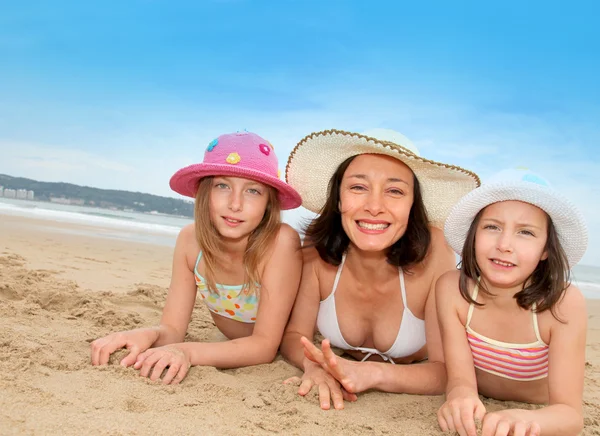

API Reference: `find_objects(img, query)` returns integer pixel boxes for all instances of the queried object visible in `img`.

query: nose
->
[228,189,243,212]
[496,231,513,253]
[364,191,384,215]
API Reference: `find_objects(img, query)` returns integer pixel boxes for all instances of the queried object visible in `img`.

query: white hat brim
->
[285,129,481,228]
[444,181,589,267]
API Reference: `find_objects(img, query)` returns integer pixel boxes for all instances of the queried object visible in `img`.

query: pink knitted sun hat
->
[169,131,302,210]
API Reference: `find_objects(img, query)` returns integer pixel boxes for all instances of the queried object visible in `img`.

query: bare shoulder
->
[274,223,301,249]
[435,269,462,304]
[552,284,587,324]
[418,225,456,277]
[176,223,198,252]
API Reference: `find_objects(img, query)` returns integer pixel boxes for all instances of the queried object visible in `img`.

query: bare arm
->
[180,224,303,368]
[279,245,322,369]
[482,286,586,436]
[153,224,199,346]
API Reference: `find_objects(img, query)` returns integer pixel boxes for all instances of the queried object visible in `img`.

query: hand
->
[284,339,357,410]
[134,345,191,385]
[481,410,541,436]
[90,328,159,367]
[437,392,486,436]
[301,337,378,394]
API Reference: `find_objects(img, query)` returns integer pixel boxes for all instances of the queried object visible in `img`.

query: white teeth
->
[357,221,389,230]
[493,259,514,267]
[226,218,241,223]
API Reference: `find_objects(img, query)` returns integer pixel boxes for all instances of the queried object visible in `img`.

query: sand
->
[1,214,599,435]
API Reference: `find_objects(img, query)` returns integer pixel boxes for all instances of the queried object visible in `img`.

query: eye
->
[483,224,500,231]
[247,188,262,195]
[350,185,367,191]
[215,182,229,189]
[519,229,535,236]
[387,188,405,196]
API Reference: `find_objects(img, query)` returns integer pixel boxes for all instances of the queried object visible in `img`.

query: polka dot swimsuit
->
[194,252,259,323]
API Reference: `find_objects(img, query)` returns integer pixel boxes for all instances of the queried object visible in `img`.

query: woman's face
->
[339,154,415,253]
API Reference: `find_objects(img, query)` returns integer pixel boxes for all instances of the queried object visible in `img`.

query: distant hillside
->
[0,174,194,217]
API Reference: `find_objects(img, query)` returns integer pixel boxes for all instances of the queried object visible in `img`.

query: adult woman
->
[280,129,480,410]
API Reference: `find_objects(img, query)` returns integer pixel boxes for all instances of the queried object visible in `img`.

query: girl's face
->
[209,176,270,242]
[475,200,548,290]
[339,154,415,253]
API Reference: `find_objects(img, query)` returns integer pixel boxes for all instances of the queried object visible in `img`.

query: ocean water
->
[1,197,599,298]
[0,197,191,247]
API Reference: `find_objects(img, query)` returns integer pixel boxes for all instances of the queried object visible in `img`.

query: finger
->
[341,388,358,402]
[171,363,189,385]
[98,338,126,366]
[139,351,161,378]
[440,405,455,433]
[283,376,301,385]
[437,406,450,432]
[451,404,468,436]
[301,337,327,367]
[327,380,345,410]
[90,338,107,366]
[529,421,541,436]
[321,341,346,383]
[460,404,479,436]
[494,420,510,436]
[474,401,486,422]
[297,378,315,396]
[150,355,171,382]
[161,361,181,385]
[512,422,527,436]
[303,348,319,364]
[482,414,497,436]
[120,345,141,367]
[318,382,331,410]
[134,349,153,370]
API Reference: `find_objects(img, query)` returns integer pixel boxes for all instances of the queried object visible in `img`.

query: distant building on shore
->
[3,189,16,198]
[0,186,35,200]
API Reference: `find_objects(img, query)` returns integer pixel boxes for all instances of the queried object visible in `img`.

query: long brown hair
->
[194,177,281,296]
[304,155,431,268]
[459,207,570,319]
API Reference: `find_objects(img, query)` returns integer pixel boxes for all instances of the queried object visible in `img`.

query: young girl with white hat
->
[90,131,303,383]
[437,168,588,436]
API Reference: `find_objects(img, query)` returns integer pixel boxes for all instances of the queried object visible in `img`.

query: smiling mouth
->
[491,259,515,267]
[223,217,244,224]
[356,221,390,230]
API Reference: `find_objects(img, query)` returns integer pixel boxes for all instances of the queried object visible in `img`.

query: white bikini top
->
[316,253,427,364]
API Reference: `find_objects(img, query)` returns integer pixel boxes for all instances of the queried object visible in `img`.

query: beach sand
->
[1,214,599,435]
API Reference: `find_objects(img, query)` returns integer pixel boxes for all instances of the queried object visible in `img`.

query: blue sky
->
[1,0,599,265]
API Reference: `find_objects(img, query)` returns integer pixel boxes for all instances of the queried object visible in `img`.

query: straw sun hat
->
[444,168,588,267]
[285,128,481,227]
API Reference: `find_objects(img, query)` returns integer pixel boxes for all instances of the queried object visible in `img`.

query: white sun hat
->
[444,167,588,267]
[285,128,481,228]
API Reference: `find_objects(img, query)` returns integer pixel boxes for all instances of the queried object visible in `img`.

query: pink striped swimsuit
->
[465,282,549,381]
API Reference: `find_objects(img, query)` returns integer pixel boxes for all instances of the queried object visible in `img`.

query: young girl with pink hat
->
[437,168,588,436]
[90,131,303,383]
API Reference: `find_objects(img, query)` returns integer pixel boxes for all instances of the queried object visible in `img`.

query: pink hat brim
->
[169,163,302,210]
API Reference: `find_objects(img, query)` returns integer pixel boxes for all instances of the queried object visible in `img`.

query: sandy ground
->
[1,214,599,435]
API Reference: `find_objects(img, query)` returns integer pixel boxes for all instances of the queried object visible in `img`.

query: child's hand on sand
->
[301,337,377,396]
[480,409,541,436]
[134,345,191,385]
[437,393,486,436]
[90,328,159,367]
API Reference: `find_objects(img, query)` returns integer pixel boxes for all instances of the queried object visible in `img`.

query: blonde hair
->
[194,177,281,296]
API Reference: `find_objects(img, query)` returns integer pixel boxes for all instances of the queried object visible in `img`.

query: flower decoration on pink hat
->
[226,152,241,164]
[207,138,218,152]
[259,143,271,156]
